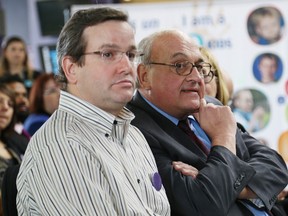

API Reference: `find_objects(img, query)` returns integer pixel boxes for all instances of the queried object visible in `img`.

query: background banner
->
[72,0,288,161]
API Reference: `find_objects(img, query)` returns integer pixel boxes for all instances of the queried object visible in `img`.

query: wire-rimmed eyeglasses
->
[81,49,143,65]
[149,61,215,83]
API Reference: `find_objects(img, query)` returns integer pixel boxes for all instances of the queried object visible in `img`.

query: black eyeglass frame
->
[149,61,215,83]
[80,50,144,64]
[204,70,216,84]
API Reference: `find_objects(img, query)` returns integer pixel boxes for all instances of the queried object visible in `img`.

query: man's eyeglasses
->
[81,50,143,65]
[149,61,215,83]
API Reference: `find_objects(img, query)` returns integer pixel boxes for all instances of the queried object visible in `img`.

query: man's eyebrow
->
[171,52,205,63]
[98,44,119,50]
[171,52,188,59]
[98,44,137,51]
[195,58,205,63]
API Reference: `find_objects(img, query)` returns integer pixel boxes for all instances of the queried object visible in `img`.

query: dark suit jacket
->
[1,131,28,216]
[2,164,20,216]
[127,91,288,216]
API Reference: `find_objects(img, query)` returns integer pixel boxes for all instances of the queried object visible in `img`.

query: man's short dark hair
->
[0,74,25,85]
[56,7,129,90]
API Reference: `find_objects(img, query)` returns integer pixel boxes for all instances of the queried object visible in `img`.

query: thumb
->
[199,98,207,113]
[194,98,206,122]
[200,98,207,107]
[193,98,207,123]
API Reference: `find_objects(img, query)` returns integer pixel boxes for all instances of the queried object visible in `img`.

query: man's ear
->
[62,56,77,84]
[137,64,151,90]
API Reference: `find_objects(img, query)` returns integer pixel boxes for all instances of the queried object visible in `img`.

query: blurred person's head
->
[222,71,234,102]
[0,83,16,134]
[257,54,278,83]
[200,47,230,105]
[29,73,60,115]
[251,7,282,43]
[0,36,30,76]
[232,89,254,113]
[0,74,29,122]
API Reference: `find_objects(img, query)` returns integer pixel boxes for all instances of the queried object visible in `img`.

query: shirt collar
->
[139,92,198,125]
[58,91,135,140]
[139,92,179,125]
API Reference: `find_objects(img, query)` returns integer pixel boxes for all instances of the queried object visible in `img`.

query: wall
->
[1,0,29,42]
[26,0,58,71]
[2,0,61,71]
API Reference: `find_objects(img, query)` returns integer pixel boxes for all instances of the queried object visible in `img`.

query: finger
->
[194,98,206,122]
[199,80,205,99]
[172,161,187,166]
[201,98,207,107]
[173,162,199,179]
[173,162,198,172]
[172,161,183,167]
[173,161,194,169]
[173,164,182,171]
[173,163,188,171]
[180,169,199,179]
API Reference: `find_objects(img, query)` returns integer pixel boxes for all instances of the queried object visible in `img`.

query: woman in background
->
[0,84,28,215]
[0,84,28,216]
[0,84,28,179]
[24,73,60,136]
[0,36,41,90]
[200,46,231,105]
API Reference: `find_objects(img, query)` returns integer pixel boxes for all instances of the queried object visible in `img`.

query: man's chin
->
[188,102,200,113]
[190,108,200,113]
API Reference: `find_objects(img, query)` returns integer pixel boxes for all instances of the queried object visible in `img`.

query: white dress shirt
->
[16,91,170,216]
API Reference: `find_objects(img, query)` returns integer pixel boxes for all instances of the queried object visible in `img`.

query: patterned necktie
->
[178,119,209,155]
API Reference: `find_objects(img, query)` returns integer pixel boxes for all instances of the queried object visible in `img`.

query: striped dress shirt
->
[16,91,170,216]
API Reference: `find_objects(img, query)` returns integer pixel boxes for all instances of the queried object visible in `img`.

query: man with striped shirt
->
[16,7,170,215]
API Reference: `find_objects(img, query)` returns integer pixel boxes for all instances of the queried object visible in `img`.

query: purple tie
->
[178,119,209,155]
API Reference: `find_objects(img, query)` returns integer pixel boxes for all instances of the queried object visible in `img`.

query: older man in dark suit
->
[127,29,288,216]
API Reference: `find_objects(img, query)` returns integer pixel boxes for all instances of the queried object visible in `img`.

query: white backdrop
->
[72,0,288,161]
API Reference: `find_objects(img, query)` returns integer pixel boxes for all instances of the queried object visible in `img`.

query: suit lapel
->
[129,91,207,166]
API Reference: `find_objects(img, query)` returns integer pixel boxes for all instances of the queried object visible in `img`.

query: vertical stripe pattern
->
[16,91,170,216]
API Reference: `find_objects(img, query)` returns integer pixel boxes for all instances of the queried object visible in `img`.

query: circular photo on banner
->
[286,79,288,95]
[278,131,288,162]
[247,6,285,45]
[252,53,283,84]
[230,88,270,133]
[286,105,288,122]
